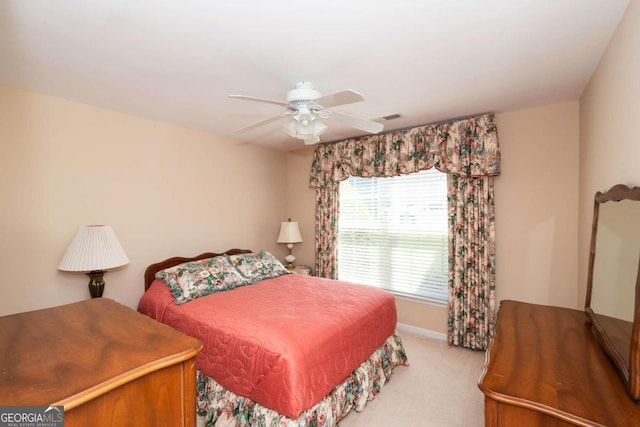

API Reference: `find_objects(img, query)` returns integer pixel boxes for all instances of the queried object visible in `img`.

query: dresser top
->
[0,298,201,408]
[479,300,640,426]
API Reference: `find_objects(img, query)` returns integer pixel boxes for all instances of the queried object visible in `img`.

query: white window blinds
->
[338,169,448,303]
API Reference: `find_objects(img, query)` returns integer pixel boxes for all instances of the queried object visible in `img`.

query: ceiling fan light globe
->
[304,136,320,145]
[312,121,328,137]
[284,118,315,140]
[283,119,298,138]
[296,123,313,137]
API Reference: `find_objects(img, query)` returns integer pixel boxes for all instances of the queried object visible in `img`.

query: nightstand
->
[291,265,312,275]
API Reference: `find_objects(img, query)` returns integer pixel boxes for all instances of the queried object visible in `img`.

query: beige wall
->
[494,102,580,308]
[286,101,580,333]
[0,85,288,315]
[285,147,316,270]
[578,0,640,308]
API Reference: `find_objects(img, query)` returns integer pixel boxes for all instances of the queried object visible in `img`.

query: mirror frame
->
[585,184,640,399]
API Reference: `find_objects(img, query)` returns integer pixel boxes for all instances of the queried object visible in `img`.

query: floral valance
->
[310,113,500,188]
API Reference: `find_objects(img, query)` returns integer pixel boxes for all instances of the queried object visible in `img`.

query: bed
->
[138,249,408,427]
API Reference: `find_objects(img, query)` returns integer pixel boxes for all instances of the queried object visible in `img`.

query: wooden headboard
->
[144,248,253,291]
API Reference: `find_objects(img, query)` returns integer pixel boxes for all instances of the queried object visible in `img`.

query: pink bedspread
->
[138,273,397,419]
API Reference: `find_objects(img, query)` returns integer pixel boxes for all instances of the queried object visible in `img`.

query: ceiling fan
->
[229,82,384,145]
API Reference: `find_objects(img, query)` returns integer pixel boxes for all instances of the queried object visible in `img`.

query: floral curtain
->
[310,114,500,187]
[314,185,339,279]
[448,175,496,350]
[310,113,500,350]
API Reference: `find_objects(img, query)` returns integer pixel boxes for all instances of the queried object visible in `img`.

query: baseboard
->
[396,322,447,341]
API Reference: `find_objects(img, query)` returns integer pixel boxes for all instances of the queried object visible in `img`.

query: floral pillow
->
[155,256,248,304]
[226,250,291,282]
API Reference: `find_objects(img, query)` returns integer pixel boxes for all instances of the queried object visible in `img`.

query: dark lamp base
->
[87,270,106,298]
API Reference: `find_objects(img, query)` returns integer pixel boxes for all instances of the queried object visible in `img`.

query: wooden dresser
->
[0,298,202,426]
[479,300,640,426]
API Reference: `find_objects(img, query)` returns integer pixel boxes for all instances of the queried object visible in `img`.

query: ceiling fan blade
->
[326,110,384,134]
[233,113,287,133]
[228,94,289,107]
[315,89,366,108]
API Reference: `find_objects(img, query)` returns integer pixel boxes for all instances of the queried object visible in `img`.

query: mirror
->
[585,184,640,399]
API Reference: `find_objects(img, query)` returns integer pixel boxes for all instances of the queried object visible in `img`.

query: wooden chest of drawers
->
[0,298,202,426]
[479,300,640,426]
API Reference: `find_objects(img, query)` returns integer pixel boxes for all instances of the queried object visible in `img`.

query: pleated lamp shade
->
[58,225,129,272]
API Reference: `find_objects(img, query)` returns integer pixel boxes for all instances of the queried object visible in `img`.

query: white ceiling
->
[0,0,629,151]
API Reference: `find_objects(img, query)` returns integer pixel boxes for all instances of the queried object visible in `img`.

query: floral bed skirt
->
[196,331,409,427]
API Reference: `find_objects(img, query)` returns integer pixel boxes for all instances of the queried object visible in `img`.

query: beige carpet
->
[338,331,486,427]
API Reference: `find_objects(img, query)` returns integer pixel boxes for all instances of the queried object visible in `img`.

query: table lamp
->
[277,218,302,269]
[58,225,129,298]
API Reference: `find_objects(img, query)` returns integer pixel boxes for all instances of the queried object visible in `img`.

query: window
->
[338,169,448,303]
